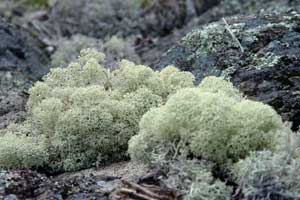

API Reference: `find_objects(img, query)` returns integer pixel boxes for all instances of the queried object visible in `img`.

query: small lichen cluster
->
[156,158,232,200]
[50,35,103,68]
[51,35,140,68]
[182,22,242,55]
[129,76,285,166]
[103,36,141,68]
[0,49,194,172]
[186,180,232,200]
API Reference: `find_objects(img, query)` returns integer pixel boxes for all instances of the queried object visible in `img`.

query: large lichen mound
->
[0,49,194,172]
[129,76,285,166]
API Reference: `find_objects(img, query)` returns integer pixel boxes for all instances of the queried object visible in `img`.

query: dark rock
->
[0,19,49,128]
[193,0,220,16]
[0,92,27,129]
[0,170,122,200]
[155,13,300,130]
[0,19,49,80]
[2,170,54,199]
[138,0,187,37]
[138,0,220,38]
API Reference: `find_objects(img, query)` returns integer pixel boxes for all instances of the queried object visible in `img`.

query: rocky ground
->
[0,162,152,200]
[1,0,300,199]
[0,19,49,129]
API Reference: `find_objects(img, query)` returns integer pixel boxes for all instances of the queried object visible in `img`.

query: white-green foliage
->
[0,49,194,172]
[129,76,284,165]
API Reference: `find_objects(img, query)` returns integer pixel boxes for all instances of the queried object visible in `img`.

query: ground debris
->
[112,180,177,200]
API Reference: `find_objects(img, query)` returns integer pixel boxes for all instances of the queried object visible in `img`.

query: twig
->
[222,18,244,53]
[121,180,166,200]
[118,188,158,200]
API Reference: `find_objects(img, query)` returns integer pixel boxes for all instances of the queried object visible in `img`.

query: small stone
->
[4,194,18,200]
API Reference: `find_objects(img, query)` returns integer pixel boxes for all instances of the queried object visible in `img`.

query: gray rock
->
[0,19,49,129]
[0,170,116,200]
[4,194,18,200]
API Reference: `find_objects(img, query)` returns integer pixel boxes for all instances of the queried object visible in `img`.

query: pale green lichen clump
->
[0,49,194,172]
[129,76,285,165]
[233,131,300,200]
[128,75,286,200]
[234,149,300,199]
[160,159,233,200]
